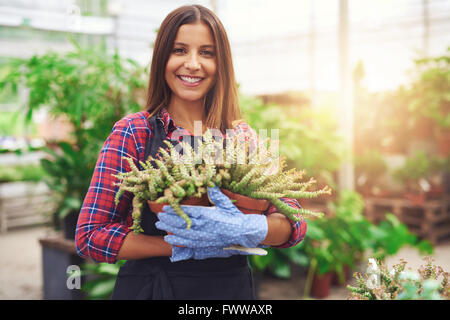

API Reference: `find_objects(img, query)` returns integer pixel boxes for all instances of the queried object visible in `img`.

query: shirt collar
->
[157,107,177,136]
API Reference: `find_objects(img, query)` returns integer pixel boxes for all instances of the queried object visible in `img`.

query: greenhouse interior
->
[0,0,449,301]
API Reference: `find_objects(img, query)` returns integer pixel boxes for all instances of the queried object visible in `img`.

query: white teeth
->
[179,76,202,83]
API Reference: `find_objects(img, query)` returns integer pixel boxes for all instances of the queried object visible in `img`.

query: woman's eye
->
[201,50,215,57]
[173,48,185,54]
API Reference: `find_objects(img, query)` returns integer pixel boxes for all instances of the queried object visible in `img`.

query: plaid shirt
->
[76,108,307,263]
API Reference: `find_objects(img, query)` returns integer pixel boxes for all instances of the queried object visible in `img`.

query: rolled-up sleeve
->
[265,198,307,248]
[75,114,150,263]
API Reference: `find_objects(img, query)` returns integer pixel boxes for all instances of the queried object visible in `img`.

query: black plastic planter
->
[39,237,86,300]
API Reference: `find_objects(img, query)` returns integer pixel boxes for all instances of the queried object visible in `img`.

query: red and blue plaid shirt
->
[76,108,307,263]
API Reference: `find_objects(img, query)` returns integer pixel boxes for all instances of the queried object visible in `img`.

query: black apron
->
[111,114,256,300]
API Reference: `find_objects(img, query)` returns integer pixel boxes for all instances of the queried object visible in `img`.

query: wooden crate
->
[0,181,55,233]
[364,196,450,245]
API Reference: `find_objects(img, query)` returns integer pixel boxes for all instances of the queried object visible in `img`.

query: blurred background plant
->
[0,163,47,183]
[347,256,449,300]
[406,48,450,130]
[0,39,148,237]
[80,260,126,300]
[240,92,346,191]
[249,189,434,298]
[354,149,389,197]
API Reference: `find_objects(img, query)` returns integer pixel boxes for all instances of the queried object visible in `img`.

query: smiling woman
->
[164,22,218,134]
[146,5,240,133]
[75,4,307,301]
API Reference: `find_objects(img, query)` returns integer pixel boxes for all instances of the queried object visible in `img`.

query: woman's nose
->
[184,53,200,70]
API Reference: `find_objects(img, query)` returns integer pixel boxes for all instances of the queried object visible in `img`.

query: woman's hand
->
[155,186,268,249]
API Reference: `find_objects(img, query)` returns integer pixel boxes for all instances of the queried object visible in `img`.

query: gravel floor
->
[1,225,449,300]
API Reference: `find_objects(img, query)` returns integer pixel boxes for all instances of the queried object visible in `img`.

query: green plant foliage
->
[392,151,431,192]
[392,151,450,192]
[81,260,126,300]
[239,93,346,189]
[355,149,387,178]
[114,129,331,234]
[0,163,47,183]
[406,47,450,128]
[249,189,433,292]
[367,213,434,260]
[0,40,148,227]
[0,111,38,136]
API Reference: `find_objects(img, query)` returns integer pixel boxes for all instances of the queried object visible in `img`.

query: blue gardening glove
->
[169,245,261,263]
[155,186,268,249]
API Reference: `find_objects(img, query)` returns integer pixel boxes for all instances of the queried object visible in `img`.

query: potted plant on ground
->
[392,151,432,205]
[302,190,434,298]
[405,47,450,149]
[0,40,147,238]
[347,256,449,300]
[0,42,147,300]
[354,149,389,198]
[427,155,449,199]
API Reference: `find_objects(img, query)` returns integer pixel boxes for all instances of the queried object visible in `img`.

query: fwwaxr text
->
[177,304,273,317]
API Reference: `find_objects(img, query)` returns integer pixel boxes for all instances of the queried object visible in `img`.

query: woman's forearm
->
[117,212,292,260]
[260,213,292,246]
[116,232,173,260]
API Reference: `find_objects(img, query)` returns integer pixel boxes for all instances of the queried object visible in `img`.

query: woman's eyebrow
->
[174,42,215,48]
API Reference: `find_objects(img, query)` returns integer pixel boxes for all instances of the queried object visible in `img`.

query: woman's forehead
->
[174,22,215,45]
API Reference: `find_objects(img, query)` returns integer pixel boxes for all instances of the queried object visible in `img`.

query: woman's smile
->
[177,75,205,86]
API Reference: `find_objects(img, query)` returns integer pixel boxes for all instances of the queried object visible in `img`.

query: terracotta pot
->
[436,127,450,157]
[331,265,351,286]
[149,194,211,247]
[220,188,270,214]
[404,192,426,206]
[298,198,310,207]
[426,186,444,200]
[147,193,211,214]
[414,118,434,140]
[310,272,332,298]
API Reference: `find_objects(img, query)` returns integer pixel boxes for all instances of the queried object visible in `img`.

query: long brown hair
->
[145,5,241,131]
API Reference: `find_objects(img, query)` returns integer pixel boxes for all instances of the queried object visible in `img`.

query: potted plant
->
[302,190,434,298]
[239,92,344,200]
[392,151,432,205]
[347,256,449,300]
[354,149,389,198]
[0,40,147,239]
[406,48,450,143]
[113,129,332,234]
[300,220,334,298]
[427,155,449,199]
[0,42,148,300]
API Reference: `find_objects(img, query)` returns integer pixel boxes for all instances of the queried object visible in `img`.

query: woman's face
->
[165,21,217,106]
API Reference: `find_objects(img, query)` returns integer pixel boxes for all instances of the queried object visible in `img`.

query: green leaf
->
[98,263,121,276]
[87,278,116,299]
[417,240,434,255]
[284,248,309,266]
[273,262,291,279]
[64,197,82,210]
[305,221,325,240]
